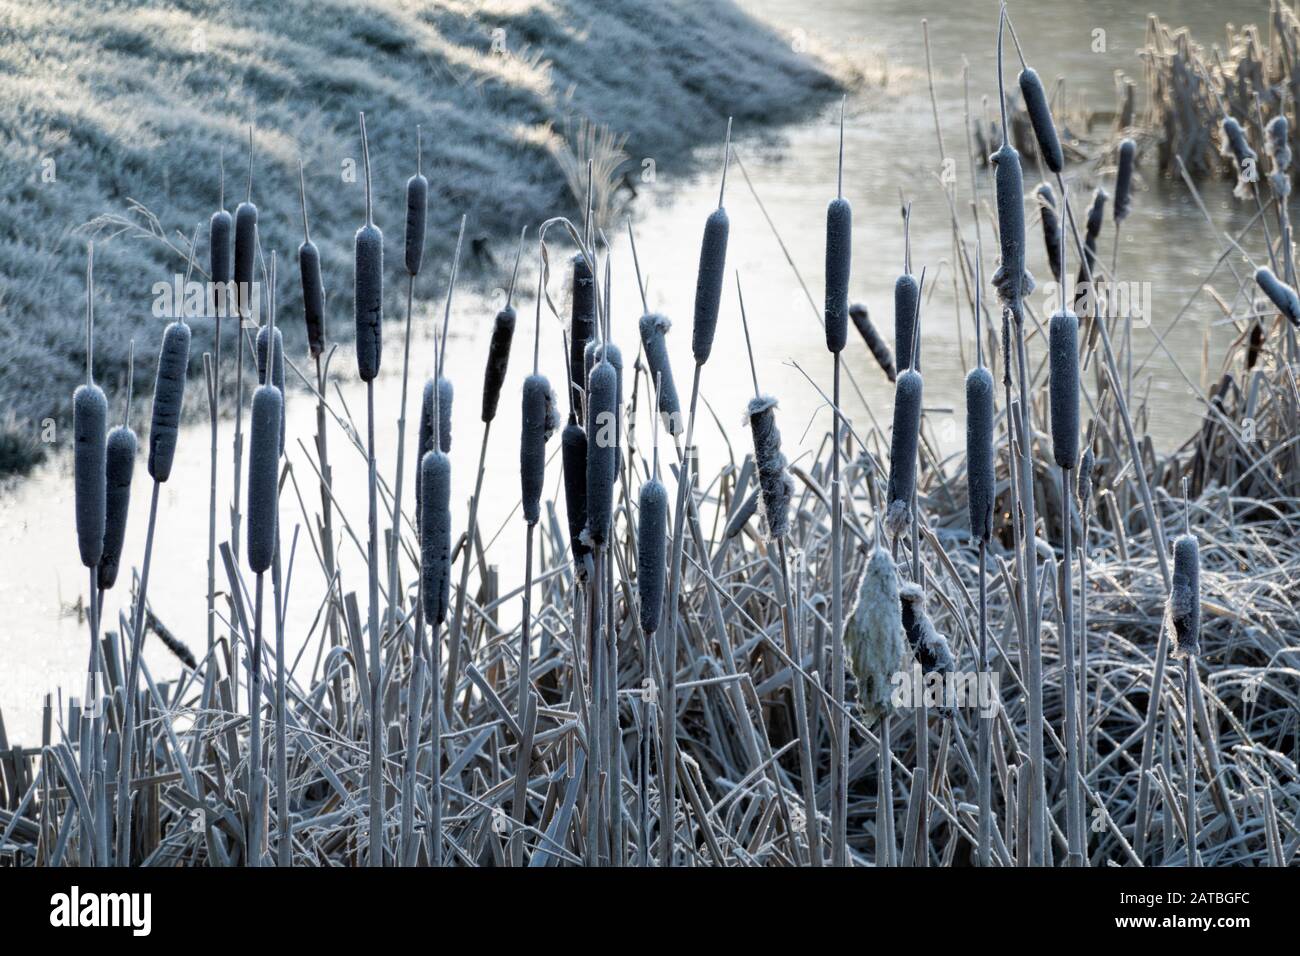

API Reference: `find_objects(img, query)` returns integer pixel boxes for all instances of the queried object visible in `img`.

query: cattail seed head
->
[747,395,793,539]
[420,449,452,625]
[845,546,906,725]
[561,420,590,566]
[1114,138,1137,222]
[1168,533,1201,658]
[1077,188,1107,293]
[1019,67,1063,173]
[210,209,232,314]
[638,313,683,433]
[246,384,282,574]
[1049,307,1080,469]
[437,375,453,453]
[569,254,595,405]
[992,144,1032,305]
[481,305,516,423]
[256,325,286,455]
[965,366,995,541]
[886,368,923,536]
[404,172,428,276]
[894,274,919,373]
[73,384,108,569]
[415,378,436,516]
[1036,183,1063,285]
[98,424,136,590]
[521,373,559,526]
[147,321,190,483]
[637,477,668,636]
[299,237,326,358]
[585,359,618,546]
[1254,267,1300,326]
[692,207,729,364]
[824,197,851,353]
[850,303,895,382]
[234,201,257,318]
[354,222,383,381]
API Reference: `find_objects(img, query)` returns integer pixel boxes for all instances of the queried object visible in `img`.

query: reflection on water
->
[0,0,1274,740]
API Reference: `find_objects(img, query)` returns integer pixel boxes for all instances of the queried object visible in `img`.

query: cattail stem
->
[116,479,160,866]
[1185,656,1198,867]
[977,542,992,866]
[659,362,702,866]
[427,619,444,867]
[365,379,383,867]
[249,571,265,867]
[1060,465,1084,866]
[518,522,536,729]
[830,357,847,867]
[387,271,417,645]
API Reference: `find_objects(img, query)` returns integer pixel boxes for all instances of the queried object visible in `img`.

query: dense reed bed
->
[3,8,1299,869]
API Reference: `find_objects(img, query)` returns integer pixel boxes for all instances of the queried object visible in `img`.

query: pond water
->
[0,0,1272,742]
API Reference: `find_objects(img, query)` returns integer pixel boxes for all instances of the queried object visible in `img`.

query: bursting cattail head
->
[894,274,919,373]
[1220,116,1258,200]
[299,236,325,358]
[584,358,618,546]
[886,368,923,537]
[1167,533,1201,659]
[569,254,595,405]
[521,373,559,526]
[636,477,668,636]
[147,321,190,483]
[437,375,453,453]
[1036,183,1063,285]
[246,383,282,574]
[1049,306,1080,469]
[991,143,1033,305]
[824,197,851,353]
[1114,138,1137,222]
[354,219,383,381]
[481,304,516,422]
[638,313,683,434]
[1254,267,1300,326]
[405,170,428,276]
[98,424,136,590]
[234,201,257,318]
[692,207,729,364]
[561,420,590,568]
[844,546,906,725]
[420,449,452,625]
[965,366,995,542]
[900,583,956,681]
[1019,67,1063,174]
[73,384,107,569]
[747,395,794,539]
[256,324,286,455]
[850,303,895,382]
[1266,115,1292,197]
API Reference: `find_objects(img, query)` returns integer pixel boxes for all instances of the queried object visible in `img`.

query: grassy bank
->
[0,0,841,475]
